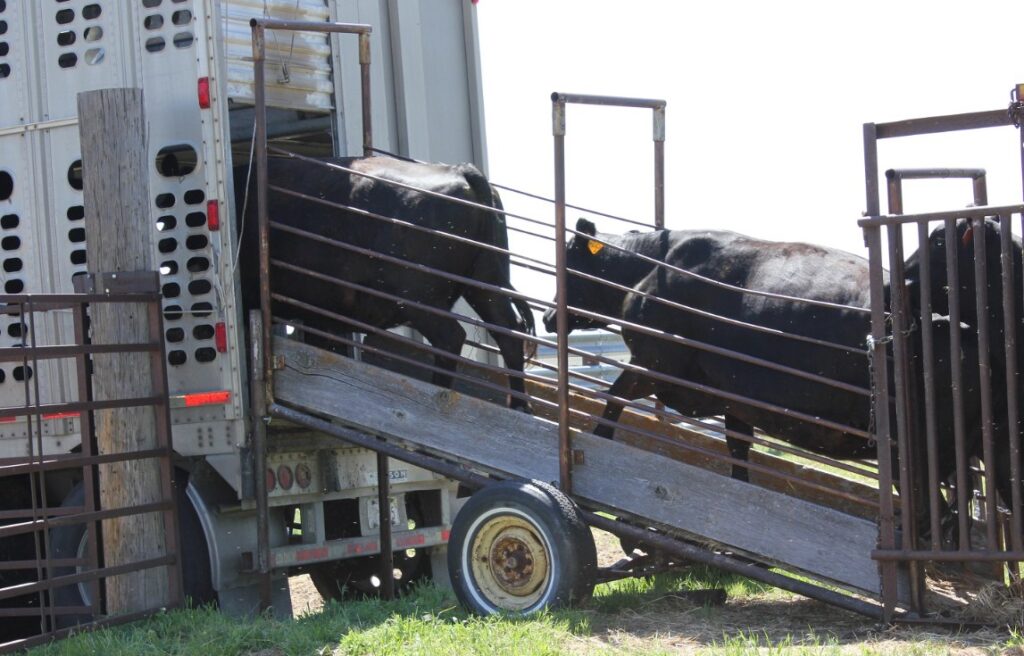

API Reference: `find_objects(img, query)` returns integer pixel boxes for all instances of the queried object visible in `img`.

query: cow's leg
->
[595,369,657,440]
[725,416,754,483]
[462,290,532,412]
[409,314,467,389]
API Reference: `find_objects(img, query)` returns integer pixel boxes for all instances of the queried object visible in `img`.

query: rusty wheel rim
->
[469,512,551,611]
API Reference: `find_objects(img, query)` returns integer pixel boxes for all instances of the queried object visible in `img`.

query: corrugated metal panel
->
[219,0,334,112]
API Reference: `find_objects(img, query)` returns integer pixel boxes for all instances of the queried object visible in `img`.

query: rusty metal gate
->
[0,275,181,653]
[863,86,1024,619]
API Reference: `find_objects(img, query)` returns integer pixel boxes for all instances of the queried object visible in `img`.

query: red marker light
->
[277,465,294,491]
[184,390,230,407]
[207,199,220,231]
[215,322,227,352]
[197,77,211,109]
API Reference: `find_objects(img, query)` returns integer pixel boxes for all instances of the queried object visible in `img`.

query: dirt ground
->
[287,528,1020,654]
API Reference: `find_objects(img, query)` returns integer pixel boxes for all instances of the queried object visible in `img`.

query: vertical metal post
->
[146,295,183,608]
[862,123,898,621]
[251,21,274,400]
[249,311,272,611]
[866,226,898,622]
[943,216,972,551]
[653,106,665,229]
[552,96,571,493]
[358,32,373,157]
[71,299,101,619]
[998,214,1022,555]
[376,453,394,600]
[970,217,1000,554]
[913,217,942,552]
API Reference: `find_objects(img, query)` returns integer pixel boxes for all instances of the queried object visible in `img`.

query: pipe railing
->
[861,89,1024,620]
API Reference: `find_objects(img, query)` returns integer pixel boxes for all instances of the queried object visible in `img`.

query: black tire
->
[50,470,216,628]
[447,480,596,615]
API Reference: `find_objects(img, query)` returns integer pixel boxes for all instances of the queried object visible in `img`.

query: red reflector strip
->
[42,412,80,421]
[0,411,82,422]
[181,391,230,408]
[215,322,227,352]
[197,77,211,109]
[207,200,220,231]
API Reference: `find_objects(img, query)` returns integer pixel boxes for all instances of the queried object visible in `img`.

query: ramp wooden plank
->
[273,337,890,597]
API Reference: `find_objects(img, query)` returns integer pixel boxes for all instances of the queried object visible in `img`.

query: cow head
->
[542,218,622,334]
[904,218,1021,327]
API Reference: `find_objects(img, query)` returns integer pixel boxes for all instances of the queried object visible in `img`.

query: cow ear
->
[576,217,596,236]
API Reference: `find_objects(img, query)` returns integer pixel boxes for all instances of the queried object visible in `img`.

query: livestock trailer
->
[0,0,493,643]
[4,0,1024,649]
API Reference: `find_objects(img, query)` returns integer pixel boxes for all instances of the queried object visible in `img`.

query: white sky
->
[474,0,1024,304]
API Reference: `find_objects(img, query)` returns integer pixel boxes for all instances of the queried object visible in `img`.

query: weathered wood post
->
[77,88,169,614]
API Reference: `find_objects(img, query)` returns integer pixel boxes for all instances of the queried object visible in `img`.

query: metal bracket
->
[272,355,286,370]
[572,449,585,466]
[73,270,160,295]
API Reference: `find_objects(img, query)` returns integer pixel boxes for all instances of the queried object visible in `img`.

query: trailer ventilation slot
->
[155,144,197,177]
[0,171,12,201]
[67,161,82,191]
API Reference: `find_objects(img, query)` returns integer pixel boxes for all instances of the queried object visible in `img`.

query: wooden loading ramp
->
[273,336,900,603]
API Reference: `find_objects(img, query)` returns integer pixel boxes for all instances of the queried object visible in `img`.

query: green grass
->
[24,583,614,656]
[23,567,1021,656]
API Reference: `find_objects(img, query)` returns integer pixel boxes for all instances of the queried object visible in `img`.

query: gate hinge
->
[272,355,286,370]
[1009,83,1024,129]
[572,449,585,466]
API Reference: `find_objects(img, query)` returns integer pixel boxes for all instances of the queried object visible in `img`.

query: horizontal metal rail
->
[0,342,161,363]
[0,448,171,478]
[551,92,667,109]
[0,554,176,602]
[858,203,1024,228]
[365,145,660,231]
[574,228,874,315]
[563,303,872,398]
[0,292,160,307]
[0,396,167,422]
[267,147,556,233]
[250,18,372,35]
[0,501,173,541]
[874,108,1013,139]
[565,267,869,355]
[268,184,555,275]
[276,315,540,411]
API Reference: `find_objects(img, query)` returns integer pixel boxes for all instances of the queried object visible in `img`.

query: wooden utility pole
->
[77,88,169,614]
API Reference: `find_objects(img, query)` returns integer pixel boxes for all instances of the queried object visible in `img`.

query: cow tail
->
[458,164,536,358]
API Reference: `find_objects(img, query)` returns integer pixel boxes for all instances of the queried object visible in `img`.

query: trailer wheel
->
[447,480,596,615]
[50,471,216,628]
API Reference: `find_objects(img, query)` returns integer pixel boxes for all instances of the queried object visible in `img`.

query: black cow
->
[235,155,535,411]
[905,218,1023,510]
[544,218,982,494]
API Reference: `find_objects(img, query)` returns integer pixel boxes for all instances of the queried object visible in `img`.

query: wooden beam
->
[78,88,169,614]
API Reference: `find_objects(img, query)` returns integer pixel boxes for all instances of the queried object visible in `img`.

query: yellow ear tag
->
[587,240,604,255]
